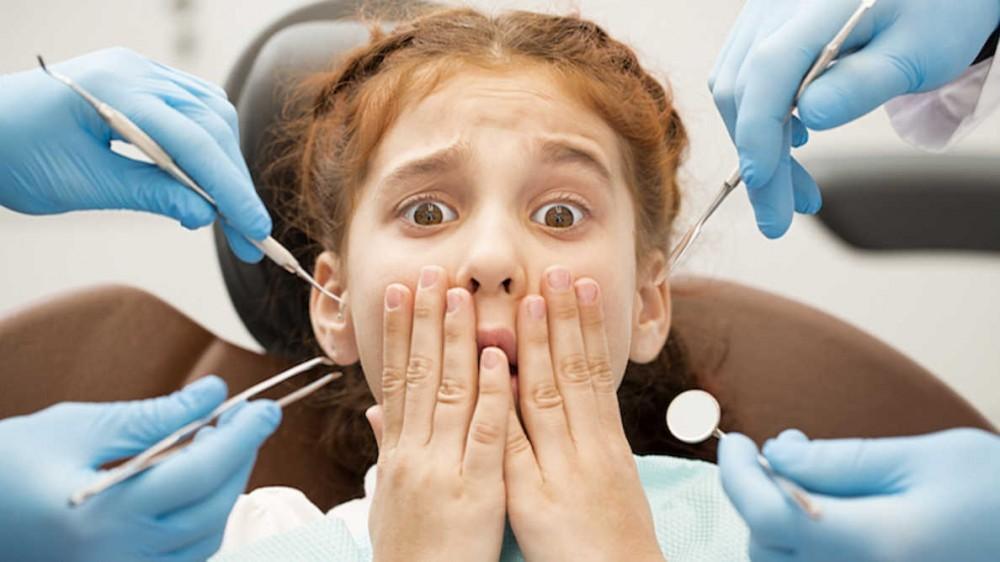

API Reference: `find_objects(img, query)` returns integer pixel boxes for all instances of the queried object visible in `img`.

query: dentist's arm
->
[0,377,280,562]
[0,47,270,262]
[709,0,1000,238]
[719,429,1000,562]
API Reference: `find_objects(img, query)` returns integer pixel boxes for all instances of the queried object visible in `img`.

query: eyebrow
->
[377,141,470,194]
[536,138,612,183]
[376,137,612,195]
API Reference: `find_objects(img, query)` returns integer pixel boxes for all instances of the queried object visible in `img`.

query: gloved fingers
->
[112,96,271,242]
[796,30,918,131]
[790,116,809,148]
[762,435,909,496]
[153,452,254,551]
[733,0,872,189]
[150,83,247,179]
[149,58,229,104]
[709,0,767,139]
[222,221,265,263]
[791,157,822,215]
[118,158,218,229]
[719,433,803,551]
[130,400,279,513]
[745,125,795,238]
[748,538,796,562]
[90,376,227,465]
[151,529,227,562]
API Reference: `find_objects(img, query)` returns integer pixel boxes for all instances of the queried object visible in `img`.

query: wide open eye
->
[402,199,458,227]
[531,202,585,228]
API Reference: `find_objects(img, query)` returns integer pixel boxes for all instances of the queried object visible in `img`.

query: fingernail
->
[575,280,598,305]
[528,296,546,320]
[420,266,439,288]
[385,285,402,310]
[482,347,503,369]
[447,289,463,314]
[546,267,570,290]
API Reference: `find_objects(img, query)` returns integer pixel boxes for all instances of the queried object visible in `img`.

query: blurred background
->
[2,0,998,424]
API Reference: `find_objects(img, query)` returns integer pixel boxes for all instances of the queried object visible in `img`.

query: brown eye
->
[532,202,584,229]
[403,199,456,226]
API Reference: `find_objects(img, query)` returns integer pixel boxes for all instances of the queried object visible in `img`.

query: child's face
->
[310,67,672,402]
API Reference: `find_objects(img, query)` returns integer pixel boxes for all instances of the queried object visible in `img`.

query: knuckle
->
[218,100,239,130]
[551,300,579,322]
[531,383,564,410]
[381,366,406,396]
[405,354,435,385]
[436,377,468,404]
[506,430,533,455]
[412,303,437,321]
[444,322,465,346]
[469,421,503,445]
[711,81,734,109]
[881,52,922,91]
[525,326,550,347]
[557,353,591,384]
[588,357,616,391]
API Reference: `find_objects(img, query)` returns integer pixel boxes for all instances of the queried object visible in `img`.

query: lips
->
[476,326,518,375]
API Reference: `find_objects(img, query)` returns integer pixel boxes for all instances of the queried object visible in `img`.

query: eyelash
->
[396,191,593,231]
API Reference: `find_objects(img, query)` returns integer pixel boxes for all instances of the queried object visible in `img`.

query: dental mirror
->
[666,389,722,444]
[666,389,823,520]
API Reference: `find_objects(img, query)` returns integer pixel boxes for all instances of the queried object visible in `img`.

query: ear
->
[628,251,671,364]
[309,251,359,365]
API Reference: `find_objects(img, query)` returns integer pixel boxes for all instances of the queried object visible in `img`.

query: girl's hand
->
[504,266,664,562]
[368,266,510,562]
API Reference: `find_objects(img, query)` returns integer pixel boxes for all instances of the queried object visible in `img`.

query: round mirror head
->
[666,389,721,444]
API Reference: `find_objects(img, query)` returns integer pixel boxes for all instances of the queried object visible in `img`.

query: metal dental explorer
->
[668,0,878,268]
[36,55,344,306]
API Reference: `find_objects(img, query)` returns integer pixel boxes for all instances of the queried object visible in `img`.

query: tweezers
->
[69,356,340,507]
[669,0,878,267]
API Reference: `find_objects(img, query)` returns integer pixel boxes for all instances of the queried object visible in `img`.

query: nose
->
[454,222,527,301]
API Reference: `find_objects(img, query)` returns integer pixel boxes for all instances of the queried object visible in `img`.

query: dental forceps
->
[68,356,340,507]
[36,55,343,306]
[668,0,878,268]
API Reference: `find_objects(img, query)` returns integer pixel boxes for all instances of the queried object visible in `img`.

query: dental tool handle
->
[97,102,343,304]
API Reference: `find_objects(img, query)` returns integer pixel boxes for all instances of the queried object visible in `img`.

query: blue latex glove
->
[0,47,271,261]
[0,376,281,562]
[709,0,1000,238]
[719,428,1000,561]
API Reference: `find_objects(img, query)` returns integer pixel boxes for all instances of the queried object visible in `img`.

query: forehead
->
[366,66,627,185]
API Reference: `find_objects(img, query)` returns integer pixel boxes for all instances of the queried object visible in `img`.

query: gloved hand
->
[0,376,281,562]
[719,428,1000,562]
[0,47,271,261]
[709,0,1000,238]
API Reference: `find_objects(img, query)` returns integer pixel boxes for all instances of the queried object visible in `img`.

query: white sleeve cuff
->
[885,55,1000,151]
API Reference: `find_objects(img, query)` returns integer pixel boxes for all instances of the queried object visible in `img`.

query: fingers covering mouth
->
[477,326,517,375]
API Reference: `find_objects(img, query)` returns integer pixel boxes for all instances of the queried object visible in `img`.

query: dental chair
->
[0,1,993,511]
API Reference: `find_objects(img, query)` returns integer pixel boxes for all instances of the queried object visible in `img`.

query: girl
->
[218,7,749,561]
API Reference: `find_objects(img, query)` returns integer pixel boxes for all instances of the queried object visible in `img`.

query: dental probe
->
[669,0,878,268]
[36,55,343,306]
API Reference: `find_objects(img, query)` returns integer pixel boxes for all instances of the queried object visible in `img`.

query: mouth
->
[476,326,518,375]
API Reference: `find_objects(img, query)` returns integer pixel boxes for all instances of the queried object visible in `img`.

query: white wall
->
[2,0,998,424]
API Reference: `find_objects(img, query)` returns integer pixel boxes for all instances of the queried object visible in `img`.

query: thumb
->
[763,435,910,496]
[796,35,914,131]
[92,376,228,465]
[365,404,383,450]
